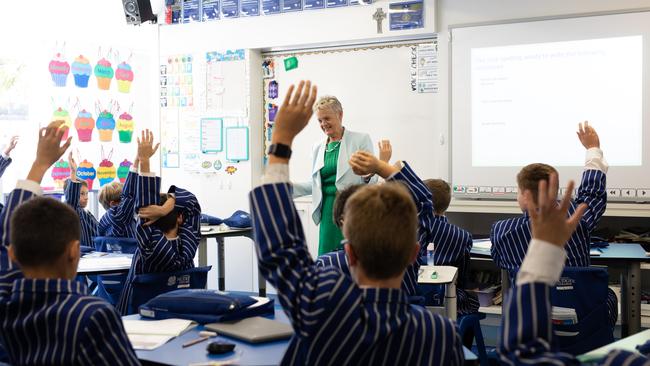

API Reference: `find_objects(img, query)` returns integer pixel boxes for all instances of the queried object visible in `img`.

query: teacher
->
[294,95,378,255]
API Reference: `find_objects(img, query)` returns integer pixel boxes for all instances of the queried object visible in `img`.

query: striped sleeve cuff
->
[516,239,566,286]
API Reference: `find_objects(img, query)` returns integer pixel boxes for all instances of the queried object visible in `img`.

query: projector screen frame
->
[448,8,650,203]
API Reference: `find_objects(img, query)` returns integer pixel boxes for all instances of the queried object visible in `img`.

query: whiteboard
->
[264,41,438,185]
[451,10,650,202]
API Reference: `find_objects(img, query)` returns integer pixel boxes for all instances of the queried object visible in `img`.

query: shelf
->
[449,199,650,217]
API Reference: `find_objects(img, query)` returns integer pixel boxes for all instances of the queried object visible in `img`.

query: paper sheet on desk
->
[123,318,196,350]
[473,240,492,251]
[77,256,133,271]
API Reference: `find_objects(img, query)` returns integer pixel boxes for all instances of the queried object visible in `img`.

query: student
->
[97,155,139,238]
[0,136,19,211]
[490,121,617,326]
[251,81,464,365]
[65,153,99,247]
[116,130,201,315]
[499,174,649,366]
[0,121,139,365]
[422,178,479,316]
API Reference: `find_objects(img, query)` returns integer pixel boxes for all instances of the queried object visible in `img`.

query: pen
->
[182,336,209,348]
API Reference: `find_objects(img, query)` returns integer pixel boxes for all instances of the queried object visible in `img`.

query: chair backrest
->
[129,266,212,314]
[549,266,614,355]
[93,236,138,254]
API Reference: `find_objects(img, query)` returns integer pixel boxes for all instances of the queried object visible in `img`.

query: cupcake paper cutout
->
[71,55,92,88]
[48,53,70,87]
[51,108,72,141]
[74,109,95,142]
[117,159,133,183]
[96,111,115,142]
[97,159,116,187]
[94,58,114,90]
[115,62,134,93]
[76,160,96,190]
[51,160,71,188]
[117,112,134,143]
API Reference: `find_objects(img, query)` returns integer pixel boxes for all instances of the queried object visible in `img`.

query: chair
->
[92,236,138,305]
[549,266,614,355]
[458,312,489,366]
[127,266,212,315]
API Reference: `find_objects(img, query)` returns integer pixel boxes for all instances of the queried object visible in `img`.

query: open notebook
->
[123,318,196,350]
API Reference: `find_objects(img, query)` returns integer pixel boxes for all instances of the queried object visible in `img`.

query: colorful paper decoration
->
[48,53,70,87]
[226,166,237,175]
[117,159,133,183]
[115,62,134,93]
[117,112,134,143]
[97,147,116,187]
[96,110,115,142]
[94,58,114,90]
[52,108,72,141]
[51,160,71,188]
[74,109,95,142]
[77,160,96,190]
[268,80,278,99]
[71,55,92,88]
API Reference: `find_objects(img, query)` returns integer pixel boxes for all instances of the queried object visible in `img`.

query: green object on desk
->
[430,271,438,279]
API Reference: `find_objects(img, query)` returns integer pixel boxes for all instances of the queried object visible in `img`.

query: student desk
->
[76,253,133,275]
[578,328,650,363]
[127,306,478,365]
[198,226,266,296]
[418,265,459,321]
[470,242,648,337]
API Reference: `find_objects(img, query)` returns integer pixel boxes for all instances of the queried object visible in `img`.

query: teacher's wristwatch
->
[267,143,292,159]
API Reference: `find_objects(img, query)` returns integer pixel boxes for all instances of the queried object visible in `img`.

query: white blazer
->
[293,128,377,224]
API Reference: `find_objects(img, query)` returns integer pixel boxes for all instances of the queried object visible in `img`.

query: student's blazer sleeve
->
[170,185,201,256]
[250,182,339,335]
[78,306,141,365]
[64,179,81,209]
[136,174,161,209]
[387,161,434,259]
[112,171,138,225]
[574,168,606,233]
[0,156,12,178]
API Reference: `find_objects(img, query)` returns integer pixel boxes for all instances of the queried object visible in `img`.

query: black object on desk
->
[207,341,236,354]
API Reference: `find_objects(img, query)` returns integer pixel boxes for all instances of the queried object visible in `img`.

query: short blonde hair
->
[98,182,123,210]
[343,182,417,280]
[314,95,343,114]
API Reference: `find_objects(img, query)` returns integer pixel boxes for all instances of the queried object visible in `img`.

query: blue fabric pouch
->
[139,289,274,324]
[201,213,223,225]
[223,210,252,228]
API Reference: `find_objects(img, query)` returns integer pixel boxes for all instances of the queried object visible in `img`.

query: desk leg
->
[258,269,266,297]
[199,237,208,267]
[621,263,641,337]
[217,237,225,291]
[445,282,457,321]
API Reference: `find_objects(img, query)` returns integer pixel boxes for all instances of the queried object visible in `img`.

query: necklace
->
[326,141,341,153]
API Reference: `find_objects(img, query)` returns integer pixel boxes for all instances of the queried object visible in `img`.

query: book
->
[122,318,197,350]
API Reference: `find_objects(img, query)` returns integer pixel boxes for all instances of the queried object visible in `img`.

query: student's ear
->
[177,212,184,226]
[411,243,420,264]
[7,244,17,264]
[68,240,81,264]
[344,242,358,267]
[110,200,120,207]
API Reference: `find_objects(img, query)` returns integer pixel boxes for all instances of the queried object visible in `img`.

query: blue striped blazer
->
[116,175,201,315]
[0,185,139,365]
[64,179,99,247]
[500,283,649,365]
[0,155,12,211]
[98,171,138,239]
[491,169,606,273]
[250,167,464,365]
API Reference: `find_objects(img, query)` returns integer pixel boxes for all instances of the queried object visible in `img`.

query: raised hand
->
[137,129,160,161]
[272,80,318,146]
[349,151,397,179]
[68,151,78,181]
[28,121,72,183]
[4,136,18,156]
[378,139,392,163]
[524,173,587,247]
[576,121,600,149]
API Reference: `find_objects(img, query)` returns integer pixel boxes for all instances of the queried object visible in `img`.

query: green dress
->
[318,141,344,255]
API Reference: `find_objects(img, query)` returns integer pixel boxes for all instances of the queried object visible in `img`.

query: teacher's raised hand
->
[272,80,318,147]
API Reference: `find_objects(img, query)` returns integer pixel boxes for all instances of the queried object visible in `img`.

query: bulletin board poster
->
[160,54,194,108]
[1,41,156,192]
[389,0,424,31]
